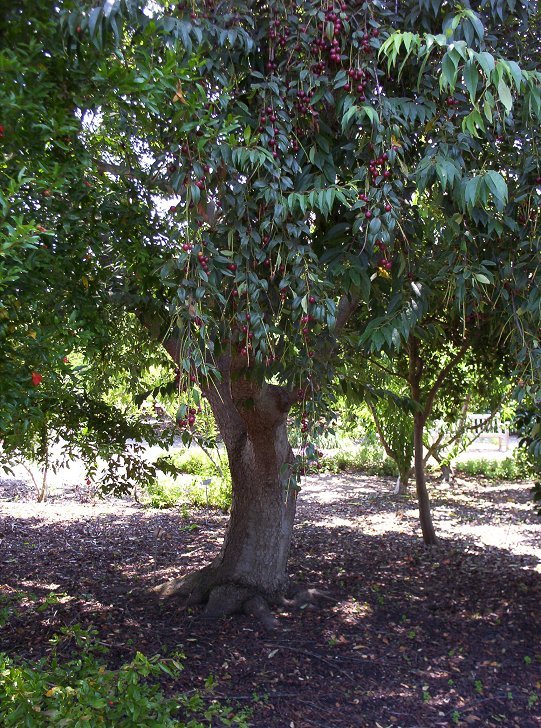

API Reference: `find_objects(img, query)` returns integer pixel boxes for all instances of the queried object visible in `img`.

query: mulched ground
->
[1,472,540,728]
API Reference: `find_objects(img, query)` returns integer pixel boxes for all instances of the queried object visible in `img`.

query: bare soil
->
[1,471,540,728]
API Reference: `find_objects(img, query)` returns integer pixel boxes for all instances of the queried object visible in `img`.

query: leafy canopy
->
[1,0,540,475]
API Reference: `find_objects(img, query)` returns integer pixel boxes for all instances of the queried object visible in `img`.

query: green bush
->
[142,478,187,509]
[320,442,397,477]
[455,450,536,480]
[0,626,250,727]
[173,450,223,478]
[142,449,232,511]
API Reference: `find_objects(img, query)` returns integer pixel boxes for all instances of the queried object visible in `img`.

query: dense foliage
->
[1,0,540,531]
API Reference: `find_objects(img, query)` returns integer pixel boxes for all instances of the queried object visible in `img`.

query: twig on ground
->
[263,643,354,681]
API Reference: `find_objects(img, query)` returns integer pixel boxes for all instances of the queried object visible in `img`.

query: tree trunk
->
[408,338,438,545]
[413,412,437,544]
[155,363,297,618]
[394,469,410,495]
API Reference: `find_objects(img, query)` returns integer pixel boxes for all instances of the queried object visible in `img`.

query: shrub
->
[0,626,250,727]
[141,449,232,511]
[319,442,397,477]
[455,450,536,480]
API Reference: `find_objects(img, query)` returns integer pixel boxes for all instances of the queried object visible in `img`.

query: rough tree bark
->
[149,295,359,618]
[154,351,298,617]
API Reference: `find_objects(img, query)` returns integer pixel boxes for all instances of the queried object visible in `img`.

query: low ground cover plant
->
[0,625,250,727]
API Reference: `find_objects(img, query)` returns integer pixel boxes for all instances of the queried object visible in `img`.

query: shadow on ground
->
[1,475,540,728]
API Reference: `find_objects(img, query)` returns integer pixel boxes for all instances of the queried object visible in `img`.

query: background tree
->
[1,0,540,616]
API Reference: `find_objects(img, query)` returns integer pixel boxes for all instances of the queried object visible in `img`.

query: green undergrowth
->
[455,450,536,481]
[143,449,232,510]
[318,442,397,477]
[0,625,250,727]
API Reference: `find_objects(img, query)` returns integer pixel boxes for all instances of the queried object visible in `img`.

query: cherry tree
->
[1,0,540,616]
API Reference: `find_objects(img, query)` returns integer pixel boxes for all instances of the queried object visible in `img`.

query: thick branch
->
[423,341,470,421]
[335,293,359,334]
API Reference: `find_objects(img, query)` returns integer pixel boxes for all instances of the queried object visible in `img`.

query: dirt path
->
[1,473,540,727]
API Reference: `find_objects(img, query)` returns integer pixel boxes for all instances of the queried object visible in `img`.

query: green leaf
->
[497,79,513,114]
[475,51,495,78]
[440,51,459,91]
[463,61,479,102]
[473,273,491,284]
[360,105,379,125]
[463,10,485,41]
[483,170,508,209]
[465,176,481,207]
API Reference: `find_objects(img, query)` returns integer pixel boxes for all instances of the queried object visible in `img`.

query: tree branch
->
[334,293,359,334]
[423,341,470,421]
[366,399,396,462]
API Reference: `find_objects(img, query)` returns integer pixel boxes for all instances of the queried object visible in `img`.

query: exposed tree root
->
[154,569,334,628]
[243,595,279,630]
[281,583,336,609]
[154,567,280,626]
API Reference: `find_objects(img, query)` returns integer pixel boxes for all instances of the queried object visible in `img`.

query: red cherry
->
[384,204,392,212]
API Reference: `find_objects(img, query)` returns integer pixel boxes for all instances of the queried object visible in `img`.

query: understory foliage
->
[0,625,249,727]
[1,1,540,529]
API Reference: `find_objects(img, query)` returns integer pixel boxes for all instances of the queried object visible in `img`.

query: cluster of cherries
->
[375,239,392,271]
[358,27,379,53]
[295,88,316,116]
[177,407,199,430]
[197,250,211,274]
[346,66,369,99]
[238,312,253,357]
[368,153,391,182]
[258,107,283,158]
[268,17,289,47]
